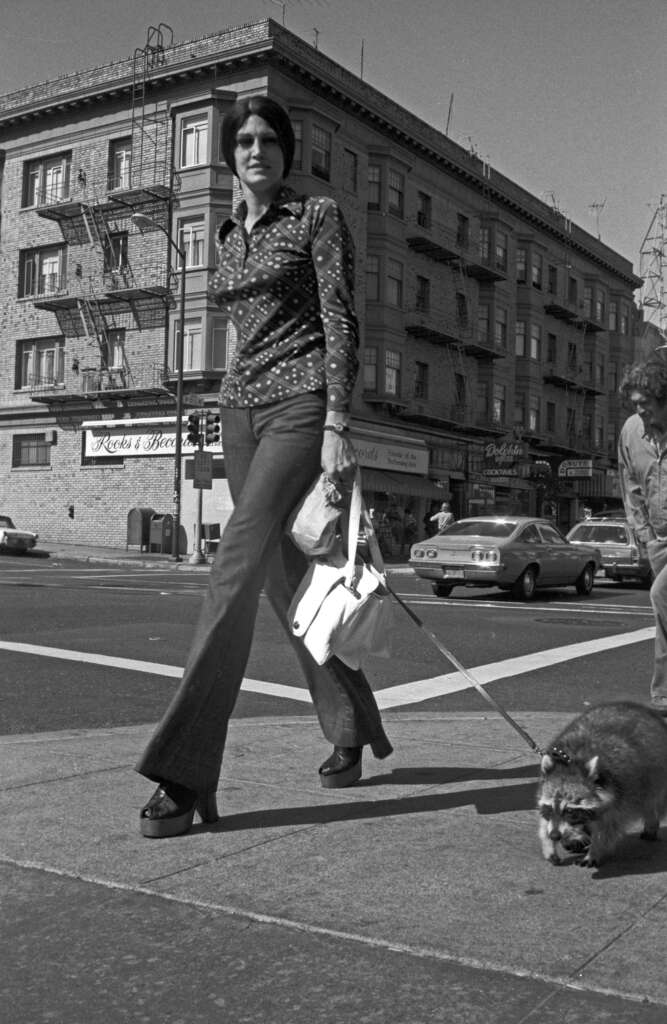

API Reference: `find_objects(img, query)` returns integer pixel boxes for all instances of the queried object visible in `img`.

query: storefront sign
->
[82,420,221,459]
[352,438,429,475]
[558,459,593,478]
[482,437,526,477]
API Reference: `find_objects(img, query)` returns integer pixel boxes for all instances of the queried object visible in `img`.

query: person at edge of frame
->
[618,353,667,716]
[135,95,393,838]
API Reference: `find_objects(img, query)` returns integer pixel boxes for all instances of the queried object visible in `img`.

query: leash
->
[386,580,544,759]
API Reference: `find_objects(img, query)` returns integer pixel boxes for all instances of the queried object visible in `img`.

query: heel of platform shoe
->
[196,791,219,823]
[370,735,393,760]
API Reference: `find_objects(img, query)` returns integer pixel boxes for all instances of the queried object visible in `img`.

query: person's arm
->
[618,425,654,542]
[310,198,359,484]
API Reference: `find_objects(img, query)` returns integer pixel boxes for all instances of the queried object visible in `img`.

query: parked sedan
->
[410,515,601,600]
[566,516,651,587]
[0,514,38,553]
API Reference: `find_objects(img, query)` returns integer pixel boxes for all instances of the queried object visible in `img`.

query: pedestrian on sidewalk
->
[618,354,667,714]
[136,96,392,838]
[430,501,454,535]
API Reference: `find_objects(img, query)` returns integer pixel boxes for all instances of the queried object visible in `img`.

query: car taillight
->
[470,547,500,564]
[629,543,638,564]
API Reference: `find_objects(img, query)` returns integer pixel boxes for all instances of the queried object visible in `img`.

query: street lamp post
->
[131,212,186,562]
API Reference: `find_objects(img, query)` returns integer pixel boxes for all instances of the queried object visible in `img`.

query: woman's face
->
[234,114,285,199]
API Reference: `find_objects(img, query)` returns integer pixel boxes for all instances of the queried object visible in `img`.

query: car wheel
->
[511,566,537,601]
[575,563,595,595]
[432,583,454,598]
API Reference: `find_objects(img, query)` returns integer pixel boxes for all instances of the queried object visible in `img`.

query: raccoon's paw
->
[579,851,599,868]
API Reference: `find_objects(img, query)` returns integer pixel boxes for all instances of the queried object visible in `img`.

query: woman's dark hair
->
[619,356,667,403]
[221,96,295,179]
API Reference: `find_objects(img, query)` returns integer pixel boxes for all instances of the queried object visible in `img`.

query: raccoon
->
[537,702,667,867]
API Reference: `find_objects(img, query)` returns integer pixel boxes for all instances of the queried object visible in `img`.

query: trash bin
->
[149,513,174,554]
[127,507,155,552]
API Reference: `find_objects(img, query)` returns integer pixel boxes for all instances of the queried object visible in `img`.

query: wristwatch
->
[323,423,350,434]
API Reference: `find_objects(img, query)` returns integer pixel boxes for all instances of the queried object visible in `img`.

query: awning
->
[360,468,445,499]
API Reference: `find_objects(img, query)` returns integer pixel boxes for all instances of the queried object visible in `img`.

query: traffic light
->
[204,411,221,446]
[186,412,202,447]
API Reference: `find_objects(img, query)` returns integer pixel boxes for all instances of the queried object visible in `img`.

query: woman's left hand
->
[321,431,357,488]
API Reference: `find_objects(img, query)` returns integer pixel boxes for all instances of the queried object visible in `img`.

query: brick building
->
[0,19,642,552]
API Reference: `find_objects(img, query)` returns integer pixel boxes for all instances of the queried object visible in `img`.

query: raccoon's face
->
[537,752,610,864]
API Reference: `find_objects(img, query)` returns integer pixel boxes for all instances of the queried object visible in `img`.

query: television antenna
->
[588,198,606,240]
[639,196,667,340]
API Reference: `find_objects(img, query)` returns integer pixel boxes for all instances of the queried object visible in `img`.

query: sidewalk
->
[2,544,667,1021]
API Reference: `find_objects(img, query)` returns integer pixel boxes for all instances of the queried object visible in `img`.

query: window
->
[386,259,403,307]
[595,357,604,388]
[548,265,558,295]
[311,124,331,181]
[609,301,618,331]
[174,318,203,371]
[515,319,526,356]
[100,329,126,384]
[368,165,381,209]
[567,341,578,372]
[609,361,618,393]
[529,324,541,360]
[516,247,527,284]
[595,417,604,449]
[16,336,65,389]
[416,191,431,229]
[177,218,205,268]
[292,121,303,171]
[531,253,543,289]
[211,317,230,370]
[363,347,378,390]
[414,361,429,400]
[343,149,358,193]
[492,384,506,425]
[385,350,401,395]
[366,255,380,302]
[546,333,557,363]
[23,152,71,207]
[620,308,628,334]
[583,285,592,318]
[546,402,556,433]
[108,138,132,190]
[415,275,430,312]
[387,169,404,217]
[495,232,508,272]
[18,245,67,297]
[478,303,490,344]
[514,395,525,428]
[480,226,490,261]
[528,395,540,432]
[568,276,578,304]
[494,307,508,350]
[12,433,51,468]
[456,214,469,248]
[103,232,128,273]
[180,116,208,167]
[566,406,576,436]
[456,292,468,327]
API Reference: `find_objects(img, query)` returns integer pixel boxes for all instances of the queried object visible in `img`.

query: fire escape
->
[30,24,178,415]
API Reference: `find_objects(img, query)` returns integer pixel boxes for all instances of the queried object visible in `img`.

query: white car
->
[0,514,38,553]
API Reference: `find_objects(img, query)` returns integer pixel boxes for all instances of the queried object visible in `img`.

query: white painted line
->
[0,627,655,709]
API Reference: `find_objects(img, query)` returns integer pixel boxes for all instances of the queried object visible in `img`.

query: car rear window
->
[569,523,628,544]
[445,520,516,538]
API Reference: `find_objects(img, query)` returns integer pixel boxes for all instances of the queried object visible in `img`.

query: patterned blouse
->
[210,187,359,412]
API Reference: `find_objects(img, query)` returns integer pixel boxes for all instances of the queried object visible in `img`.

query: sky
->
[1,0,665,275]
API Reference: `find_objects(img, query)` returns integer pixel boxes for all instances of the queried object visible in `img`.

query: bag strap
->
[344,468,386,586]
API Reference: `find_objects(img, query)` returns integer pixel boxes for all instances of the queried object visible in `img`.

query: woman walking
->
[136,96,392,837]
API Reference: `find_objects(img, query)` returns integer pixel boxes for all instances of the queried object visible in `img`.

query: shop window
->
[388,169,404,217]
[311,124,331,181]
[16,336,65,390]
[416,191,431,229]
[385,350,401,395]
[23,152,71,207]
[343,149,358,193]
[108,138,132,190]
[180,116,208,167]
[363,347,378,390]
[414,361,429,400]
[18,245,67,298]
[177,218,205,268]
[368,165,381,210]
[387,259,403,308]
[12,433,51,468]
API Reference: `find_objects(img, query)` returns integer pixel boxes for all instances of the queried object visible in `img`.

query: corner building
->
[0,19,641,552]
